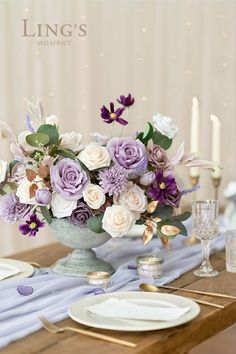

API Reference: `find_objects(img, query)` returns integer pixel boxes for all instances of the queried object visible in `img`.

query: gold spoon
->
[139,283,224,309]
[140,283,236,300]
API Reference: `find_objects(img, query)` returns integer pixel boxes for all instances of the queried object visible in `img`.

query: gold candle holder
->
[212,177,221,200]
[185,175,200,246]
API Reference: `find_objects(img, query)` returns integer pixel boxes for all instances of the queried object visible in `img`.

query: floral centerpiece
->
[0,94,213,275]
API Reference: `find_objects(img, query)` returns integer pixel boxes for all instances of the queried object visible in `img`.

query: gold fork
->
[39,316,137,348]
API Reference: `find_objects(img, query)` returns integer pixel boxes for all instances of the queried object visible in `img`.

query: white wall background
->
[0,0,235,256]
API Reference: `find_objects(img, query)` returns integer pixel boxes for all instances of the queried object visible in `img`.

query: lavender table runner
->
[0,227,226,348]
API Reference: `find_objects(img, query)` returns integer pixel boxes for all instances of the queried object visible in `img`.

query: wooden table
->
[2,243,236,354]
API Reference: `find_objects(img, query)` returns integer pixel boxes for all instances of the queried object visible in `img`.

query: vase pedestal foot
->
[52,249,115,277]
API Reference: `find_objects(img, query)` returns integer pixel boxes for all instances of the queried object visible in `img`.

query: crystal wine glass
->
[192,200,219,277]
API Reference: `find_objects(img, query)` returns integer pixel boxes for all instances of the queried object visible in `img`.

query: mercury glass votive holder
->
[136,255,163,278]
[86,271,111,288]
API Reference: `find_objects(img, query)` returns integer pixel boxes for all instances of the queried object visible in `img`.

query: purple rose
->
[148,144,169,169]
[107,137,148,174]
[68,201,92,227]
[51,158,89,200]
[35,189,52,205]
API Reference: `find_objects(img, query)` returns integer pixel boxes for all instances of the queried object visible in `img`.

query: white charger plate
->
[68,291,200,331]
[0,258,34,281]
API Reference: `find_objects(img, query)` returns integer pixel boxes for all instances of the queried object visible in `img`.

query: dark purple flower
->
[100,102,127,125]
[0,193,33,223]
[117,94,135,107]
[68,201,92,227]
[35,189,52,205]
[17,285,33,296]
[19,214,45,237]
[148,170,181,207]
[107,137,148,174]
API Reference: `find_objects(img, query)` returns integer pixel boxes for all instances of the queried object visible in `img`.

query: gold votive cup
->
[86,271,111,288]
[136,255,163,279]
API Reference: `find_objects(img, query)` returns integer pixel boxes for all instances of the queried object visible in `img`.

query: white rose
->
[0,159,8,184]
[16,177,44,204]
[114,182,148,218]
[60,132,82,152]
[78,143,111,171]
[102,205,135,238]
[18,131,35,152]
[83,184,105,209]
[45,115,59,125]
[153,113,179,139]
[51,193,77,218]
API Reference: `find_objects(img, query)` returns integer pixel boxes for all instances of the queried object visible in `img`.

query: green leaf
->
[136,218,145,225]
[55,148,76,160]
[151,204,173,219]
[37,124,59,145]
[87,214,104,234]
[9,160,19,174]
[152,131,172,150]
[40,206,52,224]
[173,211,191,222]
[136,132,144,142]
[142,122,154,145]
[26,132,50,147]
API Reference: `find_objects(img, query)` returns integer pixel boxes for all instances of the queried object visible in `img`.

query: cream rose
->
[45,115,59,125]
[51,193,77,218]
[82,184,105,209]
[102,205,135,238]
[78,143,111,171]
[153,113,179,139]
[114,182,148,218]
[18,131,35,152]
[60,132,82,152]
[16,177,44,204]
[0,159,8,184]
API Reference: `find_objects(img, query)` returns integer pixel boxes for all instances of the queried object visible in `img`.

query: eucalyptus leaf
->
[151,204,173,219]
[136,218,145,225]
[40,206,52,224]
[136,132,144,142]
[87,214,104,234]
[26,132,50,147]
[9,160,19,174]
[173,211,191,222]
[55,148,76,160]
[152,131,172,150]
[142,122,154,145]
[37,124,59,145]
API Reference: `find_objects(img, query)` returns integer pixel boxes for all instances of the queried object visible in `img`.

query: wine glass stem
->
[201,239,211,269]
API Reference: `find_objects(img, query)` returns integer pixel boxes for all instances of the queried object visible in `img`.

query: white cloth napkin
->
[86,297,190,321]
[0,263,21,281]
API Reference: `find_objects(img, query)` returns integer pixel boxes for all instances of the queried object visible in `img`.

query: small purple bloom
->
[128,264,137,270]
[51,158,90,200]
[117,93,135,107]
[99,165,128,196]
[35,189,52,205]
[181,185,200,196]
[17,285,33,296]
[107,137,148,174]
[19,214,45,237]
[68,201,92,227]
[100,102,127,125]
[139,171,156,186]
[148,170,181,207]
[0,193,33,223]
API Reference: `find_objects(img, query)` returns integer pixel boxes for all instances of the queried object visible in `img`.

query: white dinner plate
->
[125,225,145,237]
[68,291,200,331]
[0,258,34,281]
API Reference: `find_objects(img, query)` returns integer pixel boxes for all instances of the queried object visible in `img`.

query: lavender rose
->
[148,144,169,169]
[51,158,89,200]
[68,201,92,227]
[107,137,148,174]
